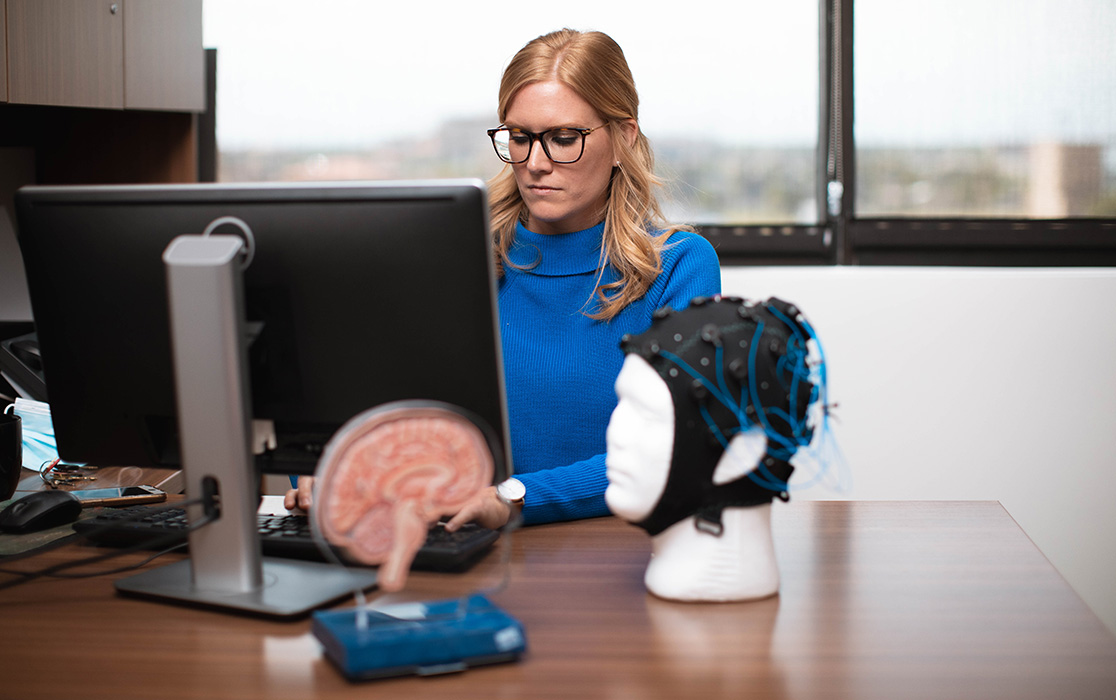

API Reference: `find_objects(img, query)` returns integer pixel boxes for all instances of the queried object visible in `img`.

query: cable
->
[0,497,214,590]
[41,542,187,579]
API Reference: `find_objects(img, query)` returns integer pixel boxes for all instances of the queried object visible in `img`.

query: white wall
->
[722,266,1116,637]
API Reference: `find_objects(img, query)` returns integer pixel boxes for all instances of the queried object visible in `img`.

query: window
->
[856,0,1116,219]
[847,0,1116,264]
[203,0,1116,266]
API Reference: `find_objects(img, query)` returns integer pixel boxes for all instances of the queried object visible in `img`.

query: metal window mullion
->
[839,0,856,264]
[819,0,856,265]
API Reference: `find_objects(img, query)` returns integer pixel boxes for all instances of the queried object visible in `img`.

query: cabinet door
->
[7,0,125,109]
[1,2,8,103]
[125,0,204,111]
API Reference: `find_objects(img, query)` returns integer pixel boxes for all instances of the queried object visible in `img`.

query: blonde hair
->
[488,28,690,321]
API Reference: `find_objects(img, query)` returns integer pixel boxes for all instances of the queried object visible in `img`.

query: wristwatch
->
[496,477,526,506]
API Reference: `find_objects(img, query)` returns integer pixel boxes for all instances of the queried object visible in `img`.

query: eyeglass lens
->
[492,129,586,164]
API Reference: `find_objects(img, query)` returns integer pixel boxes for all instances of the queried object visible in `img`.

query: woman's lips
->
[528,184,560,195]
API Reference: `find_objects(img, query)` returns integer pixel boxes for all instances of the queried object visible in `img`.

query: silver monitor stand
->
[114,231,376,618]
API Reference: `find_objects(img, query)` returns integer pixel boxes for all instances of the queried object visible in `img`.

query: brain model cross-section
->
[313,402,495,590]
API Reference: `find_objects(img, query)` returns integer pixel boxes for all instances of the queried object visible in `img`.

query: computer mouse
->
[0,490,83,534]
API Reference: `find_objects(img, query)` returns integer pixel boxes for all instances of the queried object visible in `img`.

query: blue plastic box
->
[312,594,527,680]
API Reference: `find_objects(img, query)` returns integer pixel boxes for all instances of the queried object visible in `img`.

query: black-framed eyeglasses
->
[486,124,609,164]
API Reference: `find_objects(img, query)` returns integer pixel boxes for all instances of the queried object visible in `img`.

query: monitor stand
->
[114,230,376,618]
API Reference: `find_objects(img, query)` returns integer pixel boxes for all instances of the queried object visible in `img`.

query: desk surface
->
[2,500,1114,700]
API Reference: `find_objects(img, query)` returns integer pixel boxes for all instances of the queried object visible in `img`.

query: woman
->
[288,28,721,530]
[444,28,721,530]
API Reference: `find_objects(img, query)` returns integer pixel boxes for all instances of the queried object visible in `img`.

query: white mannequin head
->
[605,296,828,600]
[605,313,805,601]
[611,296,830,602]
[605,353,782,602]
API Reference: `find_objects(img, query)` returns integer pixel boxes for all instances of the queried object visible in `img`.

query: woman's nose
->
[525,138,552,172]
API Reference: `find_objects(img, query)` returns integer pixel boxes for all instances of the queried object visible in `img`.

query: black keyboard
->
[73,505,499,572]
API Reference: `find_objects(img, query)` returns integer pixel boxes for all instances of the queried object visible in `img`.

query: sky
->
[203,0,1116,151]
[855,0,1116,147]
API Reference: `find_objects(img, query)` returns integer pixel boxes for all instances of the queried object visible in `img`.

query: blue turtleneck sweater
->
[500,220,721,524]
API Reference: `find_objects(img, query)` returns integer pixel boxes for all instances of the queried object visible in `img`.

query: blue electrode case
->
[312,594,527,680]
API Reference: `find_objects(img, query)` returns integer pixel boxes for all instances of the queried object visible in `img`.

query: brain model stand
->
[606,295,828,602]
[310,401,527,681]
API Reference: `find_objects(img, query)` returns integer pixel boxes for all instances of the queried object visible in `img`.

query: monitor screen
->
[15,180,510,479]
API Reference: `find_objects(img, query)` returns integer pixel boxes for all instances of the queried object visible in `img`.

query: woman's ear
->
[618,118,639,149]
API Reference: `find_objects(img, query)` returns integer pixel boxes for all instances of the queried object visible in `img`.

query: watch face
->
[498,478,525,503]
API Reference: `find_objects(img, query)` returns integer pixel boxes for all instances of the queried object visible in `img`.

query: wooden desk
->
[2,501,1114,699]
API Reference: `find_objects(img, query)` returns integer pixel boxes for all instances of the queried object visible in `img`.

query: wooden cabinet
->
[124,0,205,112]
[5,0,203,112]
[1,4,8,103]
[0,0,209,185]
[7,0,125,109]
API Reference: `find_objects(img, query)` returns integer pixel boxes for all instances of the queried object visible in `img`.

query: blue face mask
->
[7,398,73,471]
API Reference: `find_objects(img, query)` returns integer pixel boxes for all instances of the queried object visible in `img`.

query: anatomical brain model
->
[312,401,495,589]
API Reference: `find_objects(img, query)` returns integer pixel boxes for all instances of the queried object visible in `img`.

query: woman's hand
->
[283,475,315,511]
[444,485,516,532]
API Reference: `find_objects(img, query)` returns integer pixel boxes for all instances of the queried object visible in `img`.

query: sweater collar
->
[507,220,605,276]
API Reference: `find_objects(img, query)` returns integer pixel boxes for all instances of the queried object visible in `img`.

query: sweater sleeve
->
[518,453,610,524]
[652,229,723,312]
[516,230,722,526]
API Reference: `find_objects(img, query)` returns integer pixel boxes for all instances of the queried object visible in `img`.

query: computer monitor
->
[15,179,510,617]
[15,180,509,476]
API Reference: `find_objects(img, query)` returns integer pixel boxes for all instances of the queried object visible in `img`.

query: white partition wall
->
[721,266,1116,636]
